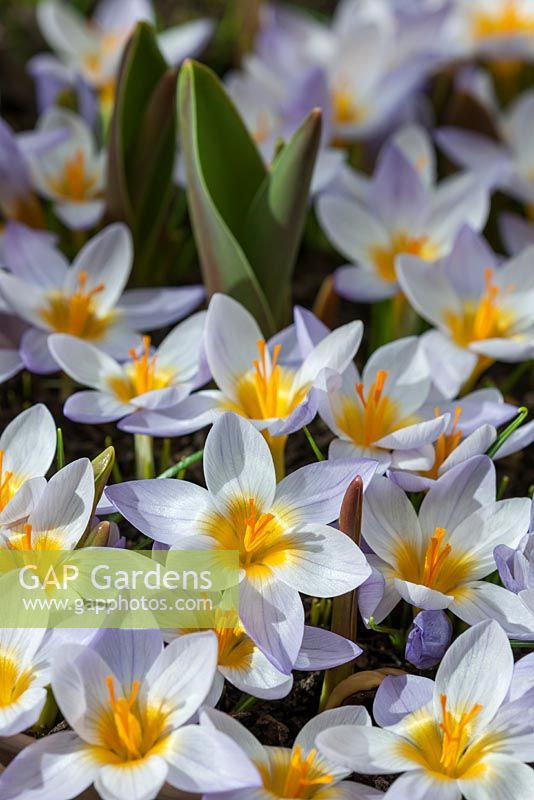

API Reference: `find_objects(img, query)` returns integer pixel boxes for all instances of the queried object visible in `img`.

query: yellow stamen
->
[282,746,334,797]
[243,498,276,557]
[107,337,174,402]
[105,676,143,761]
[39,271,111,340]
[252,340,282,420]
[0,451,15,513]
[47,148,98,202]
[439,695,482,774]
[421,527,452,588]
[472,0,534,40]
[444,269,515,347]
[423,407,463,480]
[370,232,439,284]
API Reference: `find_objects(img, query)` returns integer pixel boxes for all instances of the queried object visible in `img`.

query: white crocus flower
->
[48,311,207,426]
[360,456,534,636]
[398,227,534,398]
[320,336,450,471]
[107,412,375,674]
[318,620,534,800]
[202,706,382,800]
[0,404,56,529]
[0,457,94,551]
[25,108,106,230]
[121,293,364,478]
[447,0,534,61]
[0,629,261,800]
[0,222,204,374]
[318,128,489,303]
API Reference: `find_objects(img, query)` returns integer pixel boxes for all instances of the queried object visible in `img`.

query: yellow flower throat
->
[40,270,112,340]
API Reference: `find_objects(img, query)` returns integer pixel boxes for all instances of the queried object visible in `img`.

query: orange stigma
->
[105,675,143,760]
[128,337,158,396]
[0,451,14,513]
[282,746,333,797]
[439,695,482,773]
[252,340,282,419]
[243,498,276,557]
[421,527,452,588]
[47,148,98,202]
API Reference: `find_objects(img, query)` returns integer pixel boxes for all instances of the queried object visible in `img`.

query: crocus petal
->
[145,632,218,727]
[91,628,163,689]
[272,458,377,526]
[393,578,453,611]
[433,619,513,733]
[37,0,98,59]
[439,426,497,475]
[117,286,205,330]
[495,420,534,460]
[362,475,422,566]
[0,272,49,330]
[0,476,46,527]
[375,415,449,450]
[0,732,98,800]
[295,705,370,756]
[370,143,428,233]
[420,329,478,399]
[155,311,207,381]
[316,724,417,775]
[221,647,293,700]
[317,194,391,265]
[105,479,212,544]
[48,333,122,390]
[64,391,134,424]
[0,403,56,480]
[165,725,262,793]
[385,771,461,800]
[200,707,267,765]
[20,328,59,374]
[335,265,397,302]
[274,523,371,597]
[499,212,534,257]
[118,392,220,437]
[295,626,362,670]
[204,413,277,512]
[158,18,214,64]
[29,458,94,549]
[55,200,105,230]
[204,294,264,401]
[459,755,534,800]
[0,348,23,383]
[419,456,496,539]
[66,223,132,314]
[435,127,510,182]
[94,757,168,800]
[373,674,434,727]
[239,575,304,675]
[451,582,534,639]
[2,222,68,286]
[397,255,460,330]
[295,320,364,390]
[0,686,47,737]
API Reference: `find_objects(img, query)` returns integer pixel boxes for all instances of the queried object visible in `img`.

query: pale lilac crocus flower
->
[319,336,450,472]
[318,620,534,799]
[0,629,261,800]
[0,222,204,374]
[49,311,208,425]
[107,412,376,674]
[201,706,383,800]
[318,127,489,302]
[359,456,534,637]
[397,225,534,398]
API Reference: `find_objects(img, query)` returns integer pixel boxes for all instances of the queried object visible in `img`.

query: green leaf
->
[178,59,276,335]
[240,110,322,323]
[92,446,115,515]
[106,22,177,283]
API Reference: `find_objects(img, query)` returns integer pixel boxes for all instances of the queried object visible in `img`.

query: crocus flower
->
[120,294,363,476]
[48,310,207,425]
[166,617,362,702]
[319,336,450,471]
[437,89,534,207]
[0,457,94,550]
[0,312,26,384]
[0,404,56,528]
[107,412,375,674]
[397,226,534,398]
[318,129,489,302]
[317,620,534,799]
[37,0,213,114]
[254,1,436,143]
[24,107,106,229]
[389,387,534,492]
[0,628,261,800]
[499,210,534,255]
[405,609,453,669]
[0,603,52,735]
[495,502,534,595]
[359,456,534,636]
[0,222,204,374]
[201,705,383,800]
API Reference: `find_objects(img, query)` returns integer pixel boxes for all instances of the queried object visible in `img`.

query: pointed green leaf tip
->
[178,60,322,334]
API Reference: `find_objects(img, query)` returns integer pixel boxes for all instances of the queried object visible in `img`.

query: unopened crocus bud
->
[405,610,452,670]
[495,531,534,594]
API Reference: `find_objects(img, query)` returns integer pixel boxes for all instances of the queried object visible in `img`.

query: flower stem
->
[158,449,204,479]
[56,428,65,471]
[303,426,325,461]
[134,434,155,479]
[486,407,529,458]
